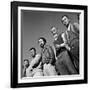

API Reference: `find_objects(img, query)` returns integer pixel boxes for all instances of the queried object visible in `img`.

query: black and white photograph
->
[11,1,87,88]
[21,9,80,78]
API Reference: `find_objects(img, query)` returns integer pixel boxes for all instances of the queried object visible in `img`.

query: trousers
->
[55,50,78,75]
[43,63,57,76]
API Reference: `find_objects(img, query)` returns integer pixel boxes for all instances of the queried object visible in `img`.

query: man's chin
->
[40,45,44,48]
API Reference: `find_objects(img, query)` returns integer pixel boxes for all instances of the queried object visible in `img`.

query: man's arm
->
[47,45,55,65]
[73,23,79,34]
[31,54,42,68]
[25,54,42,77]
[22,66,26,77]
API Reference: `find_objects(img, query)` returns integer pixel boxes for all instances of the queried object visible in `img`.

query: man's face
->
[30,49,36,57]
[24,60,29,67]
[62,16,70,27]
[51,27,57,36]
[38,39,45,48]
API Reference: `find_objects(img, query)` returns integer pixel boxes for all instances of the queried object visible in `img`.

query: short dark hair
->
[29,47,36,52]
[62,15,69,20]
[24,59,29,63]
[61,15,71,24]
[38,37,47,44]
[50,26,56,30]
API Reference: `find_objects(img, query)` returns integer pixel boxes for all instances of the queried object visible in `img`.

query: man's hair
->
[61,15,71,26]
[38,37,47,44]
[50,26,57,32]
[61,15,70,22]
[24,59,29,63]
[50,26,56,30]
[29,47,36,52]
[62,15,69,20]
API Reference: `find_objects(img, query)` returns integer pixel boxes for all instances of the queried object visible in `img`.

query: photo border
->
[11,1,88,88]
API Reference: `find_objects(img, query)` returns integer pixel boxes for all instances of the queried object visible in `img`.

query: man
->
[61,15,79,73]
[50,27,70,51]
[23,59,30,77]
[61,15,79,33]
[38,37,57,76]
[26,47,43,77]
[50,27,77,75]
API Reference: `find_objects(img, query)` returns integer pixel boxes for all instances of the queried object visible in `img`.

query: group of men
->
[23,15,79,77]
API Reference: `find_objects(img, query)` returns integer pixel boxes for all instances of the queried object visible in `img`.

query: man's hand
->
[55,44,65,49]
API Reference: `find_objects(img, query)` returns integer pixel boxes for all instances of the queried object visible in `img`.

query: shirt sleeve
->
[47,45,55,65]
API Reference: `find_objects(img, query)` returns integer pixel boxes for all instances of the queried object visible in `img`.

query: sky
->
[21,10,79,62]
